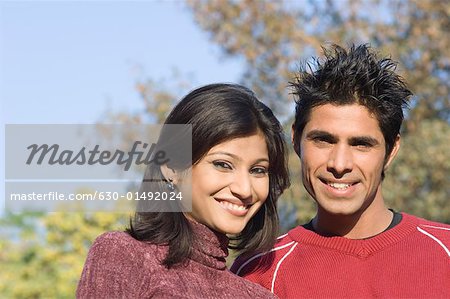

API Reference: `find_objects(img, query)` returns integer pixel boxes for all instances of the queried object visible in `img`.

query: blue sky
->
[1,0,243,124]
[1,0,244,211]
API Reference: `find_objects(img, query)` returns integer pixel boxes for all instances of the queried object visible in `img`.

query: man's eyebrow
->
[348,136,380,146]
[305,130,338,143]
[306,130,380,146]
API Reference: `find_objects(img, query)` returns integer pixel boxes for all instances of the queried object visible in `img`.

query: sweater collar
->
[189,220,229,270]
[288,213,418,258]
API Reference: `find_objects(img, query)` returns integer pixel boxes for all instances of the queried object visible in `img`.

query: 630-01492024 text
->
[9,191,183,201]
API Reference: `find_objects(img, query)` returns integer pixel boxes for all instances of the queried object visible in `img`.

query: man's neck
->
[312,207,394,239]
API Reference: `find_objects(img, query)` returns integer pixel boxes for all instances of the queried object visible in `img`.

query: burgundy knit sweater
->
[76,221,276,298]
[232,213,450,298]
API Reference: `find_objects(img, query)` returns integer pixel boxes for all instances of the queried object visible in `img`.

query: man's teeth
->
[328,182,351,190]
[219,201,248,211]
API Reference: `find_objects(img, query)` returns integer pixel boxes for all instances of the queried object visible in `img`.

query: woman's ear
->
[160,164,179,185]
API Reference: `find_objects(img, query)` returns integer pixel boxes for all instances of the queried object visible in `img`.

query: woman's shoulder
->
[88,231,133,256]
[92,231,135,248]
[77,231,166,298]
[80,231,166,284]
[90,231,166,259]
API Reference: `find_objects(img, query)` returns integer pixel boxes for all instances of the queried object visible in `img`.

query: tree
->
[0,210,127,298]
[187,0,450,226]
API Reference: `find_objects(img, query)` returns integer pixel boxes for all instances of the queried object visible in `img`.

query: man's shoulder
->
[405,212,450,231]
[231,228,300,277]
[404,213,450,257]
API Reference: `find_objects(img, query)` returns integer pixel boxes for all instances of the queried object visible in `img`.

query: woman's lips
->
[215,198,250,216]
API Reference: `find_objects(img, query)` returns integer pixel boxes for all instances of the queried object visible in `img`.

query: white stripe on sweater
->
[417,227,450,257]
[277,233,288,239]
[271,242,298,293]
[420,224,450,231]
[235,240,296,276]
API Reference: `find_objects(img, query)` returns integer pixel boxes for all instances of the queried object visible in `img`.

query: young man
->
[231,44,450,298]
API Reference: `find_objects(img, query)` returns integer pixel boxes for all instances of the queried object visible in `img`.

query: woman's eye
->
[213,161,232,170]
[250,167,268,176]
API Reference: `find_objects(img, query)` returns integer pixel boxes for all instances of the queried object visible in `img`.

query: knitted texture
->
[77,221,276,298]
[232,213,450,298]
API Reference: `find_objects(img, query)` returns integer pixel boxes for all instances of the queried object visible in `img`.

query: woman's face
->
[184,131,270,234]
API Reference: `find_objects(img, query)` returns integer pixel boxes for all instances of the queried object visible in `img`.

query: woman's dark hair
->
[126,83,290,268]
[291,44,412,176]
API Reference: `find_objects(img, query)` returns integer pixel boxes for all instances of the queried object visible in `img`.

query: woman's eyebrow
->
[207,151,269,163]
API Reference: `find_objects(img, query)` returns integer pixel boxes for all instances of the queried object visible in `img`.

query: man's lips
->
[319,178,359,190]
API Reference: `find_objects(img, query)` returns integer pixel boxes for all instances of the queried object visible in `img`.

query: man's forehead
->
[303,103,384,138]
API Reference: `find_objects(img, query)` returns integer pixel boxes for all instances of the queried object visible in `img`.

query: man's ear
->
[384,134,401,170]
[160,164,179,185]
[291,126,300,156]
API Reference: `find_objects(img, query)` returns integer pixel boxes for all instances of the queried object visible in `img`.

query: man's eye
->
[354,142,373,150]
[213,161,232,170]
[312,137,332,145]
[315,138,328,143]
[357,143,370,147]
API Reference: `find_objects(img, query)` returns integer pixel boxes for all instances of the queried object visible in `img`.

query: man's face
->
[298,103,399,217]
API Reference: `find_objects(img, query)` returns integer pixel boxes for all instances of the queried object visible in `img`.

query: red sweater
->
[77,220,276,298]
[231,213,450,298]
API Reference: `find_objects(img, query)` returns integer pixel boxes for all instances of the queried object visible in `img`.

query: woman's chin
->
[213,222,247,235]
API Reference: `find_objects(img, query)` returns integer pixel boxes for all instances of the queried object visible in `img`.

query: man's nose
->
[327,144,353,177]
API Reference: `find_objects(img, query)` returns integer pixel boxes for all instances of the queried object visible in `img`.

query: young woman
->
[76,83,290,298]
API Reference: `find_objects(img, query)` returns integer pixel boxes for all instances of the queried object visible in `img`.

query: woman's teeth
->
[219,201,248,211]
